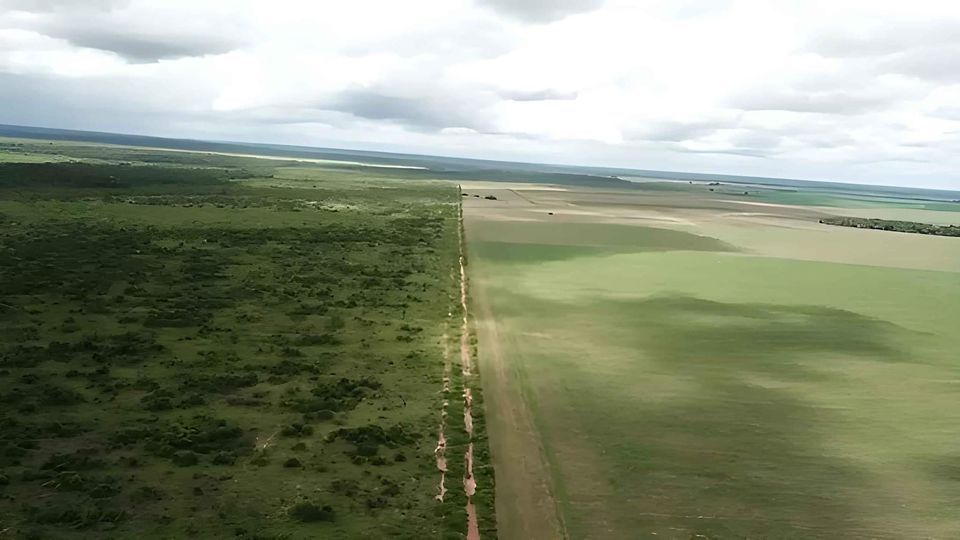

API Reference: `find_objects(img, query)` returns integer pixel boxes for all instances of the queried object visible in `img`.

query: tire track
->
[435,334,451,501]
[459,197,481,540]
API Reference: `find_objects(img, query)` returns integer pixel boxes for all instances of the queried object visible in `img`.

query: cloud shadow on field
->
[601,295,909,374]
[499,291,917,536]
[469,223,736,265]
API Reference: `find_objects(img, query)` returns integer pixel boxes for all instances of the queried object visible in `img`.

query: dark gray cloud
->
[0,72,176,132]
[808,19,960,59]
[728,130,781,150]
[879,45,960,83]
[324,88,495,132]
[670,145,772,158]
[803,133,857,149]
[47,26,242,63]
[475,0,605,23]
[665,129,783,159]
[625,118,738,143]
[807,20,960,84]
[0,0,125,11]
[498,88,578,101]
[1,0,245,62]
[730,90,893,115]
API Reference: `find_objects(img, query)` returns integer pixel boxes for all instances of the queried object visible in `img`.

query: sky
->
[1,0,960,189]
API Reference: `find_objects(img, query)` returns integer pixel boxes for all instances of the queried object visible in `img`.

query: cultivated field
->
[0,142,495,538]
[464,183,960,538]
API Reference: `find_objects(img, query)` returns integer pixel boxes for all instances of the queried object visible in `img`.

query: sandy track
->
[459,200,482,540]
[435,336,452,501]
[465,227,567,539]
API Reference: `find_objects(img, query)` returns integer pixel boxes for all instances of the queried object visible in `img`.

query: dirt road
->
[468,255,567,540]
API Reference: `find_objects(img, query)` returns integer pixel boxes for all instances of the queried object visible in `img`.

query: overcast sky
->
[2,0,960,188]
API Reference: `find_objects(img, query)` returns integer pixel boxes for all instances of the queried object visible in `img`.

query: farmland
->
[3,128,960,540]
[464,184,960,538]
[0,142,494,538]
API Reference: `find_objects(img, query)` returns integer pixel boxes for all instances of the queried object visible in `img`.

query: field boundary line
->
[463,197,568,540]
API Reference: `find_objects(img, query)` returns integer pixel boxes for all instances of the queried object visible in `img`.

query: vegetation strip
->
[434,335,450,502]
[458,198,482,540]
[0,149,472,538]
[820,216,960,236]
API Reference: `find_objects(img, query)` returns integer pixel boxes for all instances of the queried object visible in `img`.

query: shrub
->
[280,423,314,438]
[38,384,85,406]
[178,393,206,408]
[212,451,236,465]
[295,334,340,346]
[331,478,358,497]
[283,377,380,413]
[289,502,334,522]
[42,451,104,471]
[141,389,174,411]
[172,450,199,467]
[131,485,164,502]
[356,444,379,457]
[90,483,120,498]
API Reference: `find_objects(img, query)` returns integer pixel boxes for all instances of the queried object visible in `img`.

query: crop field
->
[0,143,495,538]
[464,183,960,538]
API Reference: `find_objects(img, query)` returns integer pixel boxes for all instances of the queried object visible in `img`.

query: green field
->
[465,185,960,538]
[0,147,495,538]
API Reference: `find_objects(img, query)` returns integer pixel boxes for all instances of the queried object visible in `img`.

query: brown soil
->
[459,203,482,540]
[435,336,451,501]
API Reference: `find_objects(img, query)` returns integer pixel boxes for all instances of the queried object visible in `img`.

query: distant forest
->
[821,216,960,237]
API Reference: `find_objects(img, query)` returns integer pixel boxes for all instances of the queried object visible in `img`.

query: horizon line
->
[1,121,957,195]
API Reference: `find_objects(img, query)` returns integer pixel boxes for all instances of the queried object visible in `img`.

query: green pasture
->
[468,222,960,539]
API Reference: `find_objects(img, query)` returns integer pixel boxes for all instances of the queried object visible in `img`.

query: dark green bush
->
[212,451,237,465]
[289,502,334,522]
[172,450,199,466]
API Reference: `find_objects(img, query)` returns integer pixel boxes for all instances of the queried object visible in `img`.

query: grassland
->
[465,183,960,538]
[0,145,495,538]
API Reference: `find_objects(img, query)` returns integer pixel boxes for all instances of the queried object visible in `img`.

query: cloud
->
[0,0,125,11]
[671,146,772,158]
[879,45,960,83]
[324,88,496,132]
[807,19,960,59]
[625,117,740,143]
[498,88,578,101]
[1,0,960,188]
[932,107,960,121]
[47,28,242,63]
[1,0,247,62]
[730,90,896,115]
[475,0,605,23]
